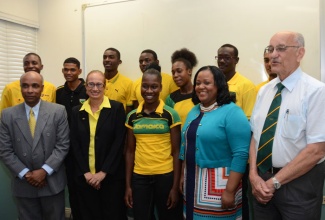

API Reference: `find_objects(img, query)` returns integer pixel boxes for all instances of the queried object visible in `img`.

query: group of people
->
[0,30,324,220]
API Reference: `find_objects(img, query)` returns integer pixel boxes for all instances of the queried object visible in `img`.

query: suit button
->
[17,138,20,142]
[23,153,27,156]
[46,133,50,136]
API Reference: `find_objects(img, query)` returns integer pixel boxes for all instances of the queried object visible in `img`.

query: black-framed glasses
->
[215,56,236,61]
[265,45,300,53]
[86,82,105,88]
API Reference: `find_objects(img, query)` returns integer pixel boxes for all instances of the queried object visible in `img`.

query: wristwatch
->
[272,176,281,190]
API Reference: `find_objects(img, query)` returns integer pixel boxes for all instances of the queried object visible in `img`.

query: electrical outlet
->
[323,196,325,204]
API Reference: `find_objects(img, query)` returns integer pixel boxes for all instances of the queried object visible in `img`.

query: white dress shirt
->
[251,67,325,167]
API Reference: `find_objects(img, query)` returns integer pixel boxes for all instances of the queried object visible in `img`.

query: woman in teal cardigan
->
[179,66,251,220]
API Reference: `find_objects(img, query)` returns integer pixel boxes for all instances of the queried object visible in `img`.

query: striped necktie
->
[29,109,36,138]
[257,82,285,173]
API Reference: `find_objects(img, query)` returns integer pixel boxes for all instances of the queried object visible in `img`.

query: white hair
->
[294,32,305,47]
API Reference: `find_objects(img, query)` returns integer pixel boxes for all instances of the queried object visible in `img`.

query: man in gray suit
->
[0,71,70,220]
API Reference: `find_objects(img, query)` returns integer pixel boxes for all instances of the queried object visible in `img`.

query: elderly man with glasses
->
[249,31,325,220]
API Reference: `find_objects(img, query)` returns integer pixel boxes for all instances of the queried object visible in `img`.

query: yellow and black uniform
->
[165,90,194,128]
[104,72,133,110]
[0,80,56,112]
[56,78,88,124]
[125,100,181,175]
[130,73,178,104]
[227,72,256,120]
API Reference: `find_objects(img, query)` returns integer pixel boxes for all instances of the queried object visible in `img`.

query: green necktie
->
[29,109,36,138]
[257,83,285,173]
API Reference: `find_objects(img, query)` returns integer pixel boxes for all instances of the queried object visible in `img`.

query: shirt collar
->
[136,99,164,116]
[227,72,239,85]
[64,78,86,93]
[106,72,120,84]
[80,96,111,114]
[274,67,302,92]
[24,100,41,118]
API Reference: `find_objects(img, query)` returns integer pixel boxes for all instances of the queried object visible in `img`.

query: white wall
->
[38,0,88,86]
[38,0,321,87]
[85,0,320,83]
[0,0,38,27]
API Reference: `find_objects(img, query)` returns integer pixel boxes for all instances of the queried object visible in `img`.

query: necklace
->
[200,102,218,112]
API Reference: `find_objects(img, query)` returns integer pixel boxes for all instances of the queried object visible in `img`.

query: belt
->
[267,167,282,174]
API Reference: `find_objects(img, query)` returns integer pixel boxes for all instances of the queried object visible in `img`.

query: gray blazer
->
[0,101,69,198]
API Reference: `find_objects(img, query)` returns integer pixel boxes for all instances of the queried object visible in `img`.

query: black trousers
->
[132,172,182,220]
[76,175,127,220]
[65,153,82,220]
[253,162,325,220]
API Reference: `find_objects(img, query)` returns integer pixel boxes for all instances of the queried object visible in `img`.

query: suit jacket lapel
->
[14,104,33,147]
[33,101,49,150]
[79,110,90,134]
[96,108,111,133]
[77,108,110,136]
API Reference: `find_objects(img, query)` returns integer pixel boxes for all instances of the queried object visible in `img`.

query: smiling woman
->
[179,66,251,220]
[165,48,198,127]
[140,70,162,107]
[125,68,183,219]
[70,70,127,219]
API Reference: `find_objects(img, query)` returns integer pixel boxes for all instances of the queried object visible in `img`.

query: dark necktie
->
[257,83,285,173]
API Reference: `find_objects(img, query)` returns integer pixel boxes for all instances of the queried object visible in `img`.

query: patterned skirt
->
[183,166,242,220]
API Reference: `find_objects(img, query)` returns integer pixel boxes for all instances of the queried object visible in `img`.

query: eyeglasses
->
[265,45,300,53]
[86,82,105,88]
[215,56,236,61]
